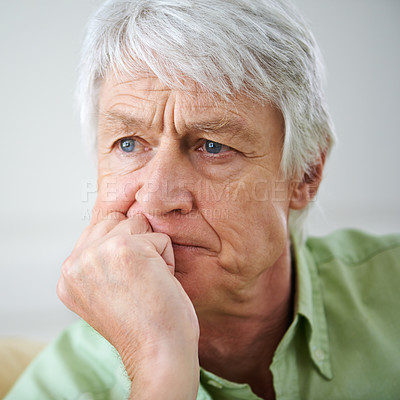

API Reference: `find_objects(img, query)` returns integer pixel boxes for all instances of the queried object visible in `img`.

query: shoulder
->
[43,319,125,373]
[306,228,400,268]
[54,319,119,360]
[305,228,400,313]
[5,320,131,399]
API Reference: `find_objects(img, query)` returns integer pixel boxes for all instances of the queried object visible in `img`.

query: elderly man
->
[6,0,400,399]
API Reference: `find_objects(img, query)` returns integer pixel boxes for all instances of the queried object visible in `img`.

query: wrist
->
[127,338,200,400]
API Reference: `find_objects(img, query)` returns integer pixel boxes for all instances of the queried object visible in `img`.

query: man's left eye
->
[203,140,231,154]
[119,138,136,152]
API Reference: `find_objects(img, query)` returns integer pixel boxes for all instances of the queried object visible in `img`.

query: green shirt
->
[5,229,400,399]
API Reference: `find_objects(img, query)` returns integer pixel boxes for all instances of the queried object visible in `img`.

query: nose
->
[134,147,195,217]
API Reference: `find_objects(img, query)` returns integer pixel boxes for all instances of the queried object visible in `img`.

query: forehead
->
[98,73,284,145]
[99,74,243,115]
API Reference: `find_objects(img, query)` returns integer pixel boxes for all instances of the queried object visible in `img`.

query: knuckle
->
[80,246,99,268]
[141,241,156,255]
[56,278,65,301]
[61,246,98,281]
[61,254,75,278]
[106,234,130,250]
[105,235,132,259]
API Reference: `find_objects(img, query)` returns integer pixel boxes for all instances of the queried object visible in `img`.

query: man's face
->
[96,74,295,316]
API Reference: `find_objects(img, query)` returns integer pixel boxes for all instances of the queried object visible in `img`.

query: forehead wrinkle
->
[111,92,165,105]
[101,109,148,128]
[187,114,259,145]
[100,77,264,144]
[98,108,157,138]
[110,78,175,94]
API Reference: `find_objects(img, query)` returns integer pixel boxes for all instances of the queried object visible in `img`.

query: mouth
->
[146,221,216,253]
[172,242,204,251]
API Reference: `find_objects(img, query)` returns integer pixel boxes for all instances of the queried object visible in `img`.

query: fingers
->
[77,211,153,250]
[59,232,175,312]
[75,211,126,249]
[102,216,172,272]
[90,208,126,226]
[134,233,175,273]
[73,205,170,274]
[104,214,153,238]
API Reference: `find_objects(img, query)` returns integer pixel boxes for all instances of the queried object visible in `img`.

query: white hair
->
[77,0,335,235]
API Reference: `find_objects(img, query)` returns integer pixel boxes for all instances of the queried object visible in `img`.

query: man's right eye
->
[119,138,136,153]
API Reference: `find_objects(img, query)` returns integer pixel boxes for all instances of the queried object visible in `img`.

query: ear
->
[289,153,326,210]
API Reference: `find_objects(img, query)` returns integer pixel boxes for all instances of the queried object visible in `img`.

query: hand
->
[57,211,200,399]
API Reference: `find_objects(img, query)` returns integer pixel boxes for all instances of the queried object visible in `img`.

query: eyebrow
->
[99,110,258,144]
[189,118,258,144]
[100,110,149,131]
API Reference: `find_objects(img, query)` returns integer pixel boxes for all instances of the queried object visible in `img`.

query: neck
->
[198,242,294,399]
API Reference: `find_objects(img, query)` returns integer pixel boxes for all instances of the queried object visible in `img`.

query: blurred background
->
[1,0,399,342]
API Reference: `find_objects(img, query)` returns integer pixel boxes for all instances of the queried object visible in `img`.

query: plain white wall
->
[294,0,400,236]
[1,0,399,342]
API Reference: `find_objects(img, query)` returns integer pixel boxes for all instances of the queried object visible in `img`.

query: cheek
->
[216,204,289,272]
[214,177,291,276]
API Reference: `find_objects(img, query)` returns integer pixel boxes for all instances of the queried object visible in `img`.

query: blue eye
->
[204,140,223,154]
[120,138,136,153]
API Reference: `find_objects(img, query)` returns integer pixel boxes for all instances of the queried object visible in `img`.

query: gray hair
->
[78,0,335,233]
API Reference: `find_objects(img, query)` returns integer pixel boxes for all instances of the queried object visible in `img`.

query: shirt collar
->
[199,235,333,393]
[292,235,333,379]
